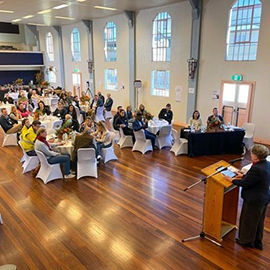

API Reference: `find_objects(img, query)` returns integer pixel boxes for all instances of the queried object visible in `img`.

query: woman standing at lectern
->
[227,144,270,250]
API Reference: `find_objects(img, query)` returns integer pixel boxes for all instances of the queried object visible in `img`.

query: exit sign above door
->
[231,74,243,81]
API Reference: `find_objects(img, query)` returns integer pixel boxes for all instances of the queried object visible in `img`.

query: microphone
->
[228,157,244,164]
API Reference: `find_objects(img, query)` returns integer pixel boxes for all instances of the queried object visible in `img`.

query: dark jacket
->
[3,97,14,104]
[126,110,133,120]
[207,114,224,124]
[233,160,270,206]
[113,113,120,130]
[53,108,67,120]
[115,116,129,130]
[132,119,147,131]
[104,97,113,111]
[0,115,14,133]
[158,108,173,124]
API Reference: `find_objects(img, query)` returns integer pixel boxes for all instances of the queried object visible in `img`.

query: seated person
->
[71,126,97,168]
[0,108,22,134]
[21,118,31,137]
[59,94,69,108]
[158,103,173,124]
[53,102,67,120]
[115,109,135,142]
[73,95,86,120]
[18,92,28,106]
[66,91,74,104]
[189,110,203,130]
[112,105,122,130]
[17,103,30,118]
[104,93,113,112]
[3,93,14,104]
[138,104,146,115]
[67,105,79,132]
[207,107,224,126]
[9,105,21,124]
[36,101,51,116]
[91,121,113,158]
[63,114,78,132]
[132,112,156,149]
[79,116,95,133]
[35,128,75,179]
[126,105,133,120]
[31,90,40,104]
[21,120,41,156]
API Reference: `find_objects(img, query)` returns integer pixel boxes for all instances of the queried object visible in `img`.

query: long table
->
[181,128,245,157]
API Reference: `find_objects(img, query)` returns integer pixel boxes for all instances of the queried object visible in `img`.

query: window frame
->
[46,32,54,62]
[71,28,81,62]
[151,70,170,97]
[104,22,117,62]
[105,68,118,91]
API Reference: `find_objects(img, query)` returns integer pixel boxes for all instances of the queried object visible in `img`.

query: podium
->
[201,160,239,242]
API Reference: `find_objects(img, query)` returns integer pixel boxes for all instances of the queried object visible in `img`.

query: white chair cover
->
[118,127,133,148]
[77,148,98,179]
[242,122,256,150]
[105,110,113,119]
[109,118,120,143]
[35,150,63,184]
[101,132,118,163]
[95,106,105,122]
[0,125,17,147]
[132,129,153,154]
[157,125,172,149]
[170,129,188,156]
[74,106,83,124]
[18,141,39,174]
[52,120,63,130]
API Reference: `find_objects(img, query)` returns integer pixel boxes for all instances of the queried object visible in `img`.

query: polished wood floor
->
[0,131,270,269]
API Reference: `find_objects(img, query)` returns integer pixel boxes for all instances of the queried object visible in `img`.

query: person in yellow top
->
[21,120,41,156]
[21,118,31,138]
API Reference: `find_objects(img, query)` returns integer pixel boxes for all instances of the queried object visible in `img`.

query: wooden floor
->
[0,131,270,270]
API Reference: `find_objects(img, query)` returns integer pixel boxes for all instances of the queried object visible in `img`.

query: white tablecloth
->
[147,119,169,134]
[41,96,59,111]
[29,115,62,130]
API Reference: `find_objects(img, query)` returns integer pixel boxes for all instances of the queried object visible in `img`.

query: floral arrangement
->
[55,122,73,140]
[207,118,223,131]
[80,95,90,104]
[15,78,23,85]
[35,72,44,85]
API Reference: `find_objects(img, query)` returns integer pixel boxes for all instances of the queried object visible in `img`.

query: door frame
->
[72,72,83,97]
[219,80,255,124]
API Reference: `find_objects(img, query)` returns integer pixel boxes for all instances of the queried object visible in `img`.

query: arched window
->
[46,32,54,62]
[226,0,262,61]
[104,22,117,61]
[152,12,171,62]
[71,28,81,62]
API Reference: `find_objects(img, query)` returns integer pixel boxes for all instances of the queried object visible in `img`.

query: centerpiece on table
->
[55,122,73,140]
[14,78,23,86]
[80,94,90,105]
[206,118,224,132]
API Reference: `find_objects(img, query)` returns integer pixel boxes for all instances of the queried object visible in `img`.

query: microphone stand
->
[182,162,236,247]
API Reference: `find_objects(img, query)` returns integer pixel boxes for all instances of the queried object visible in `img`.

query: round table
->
[147,119,169,134]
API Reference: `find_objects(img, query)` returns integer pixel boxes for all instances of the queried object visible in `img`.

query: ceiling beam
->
[124,11,135,29]
[82,20,92,33]
[189,0,199,9]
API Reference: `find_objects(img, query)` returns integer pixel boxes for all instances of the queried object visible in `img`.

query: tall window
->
[104,22,117,61]
[46,32,54,62]
[71,28,81,62]
[105,69,117,91]
[151,70,170,97]
[152,12,172,62]
[226,0,262,61]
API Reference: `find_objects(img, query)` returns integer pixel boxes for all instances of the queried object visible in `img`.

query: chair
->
[0,265,17,270]
[132,130,153,154]
[74,106,83,124]
[118,127,133,148]
[50,97,59,112]
[170,129,188,156]
[77,148,98,179]
[0,125,17,147]
[18,142,39,174]
[35,150,63,184]
[95,106,105,122]
[101,133,118,163]
[109,118,120,143]
[52,120,63,130]
[156,125,172,149]
[105,110,113,119]
[242,122,256,150]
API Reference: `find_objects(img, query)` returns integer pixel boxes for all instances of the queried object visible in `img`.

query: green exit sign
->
[231,74,243,81]
[73,68,80,73]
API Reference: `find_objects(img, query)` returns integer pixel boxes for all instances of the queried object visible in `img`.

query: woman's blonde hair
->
[251,144,269,160]
[11,105,17,112]
[36,127,46,136]
[96,121,107,132]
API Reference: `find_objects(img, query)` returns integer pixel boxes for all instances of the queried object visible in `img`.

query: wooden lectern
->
[201,160,239,242]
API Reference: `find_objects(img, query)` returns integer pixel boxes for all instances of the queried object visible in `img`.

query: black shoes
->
[235,238,263,250]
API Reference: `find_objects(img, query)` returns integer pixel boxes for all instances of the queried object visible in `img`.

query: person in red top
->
[17,103,30,118]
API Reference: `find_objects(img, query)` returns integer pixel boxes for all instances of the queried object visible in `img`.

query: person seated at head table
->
[17,103,30,118]
[225,144,270,250]
[126,105,133,120]
[207,107,224,125]
[132,112,157,149]
[158,103,173,124]
[3,93,14,104]
[21,118,31,137]
[0,108,22,134]
[21,120,41,156]
[67,105,79,132]
[9,105,21,124]
[53,102,67,120]
[104,93,113,112]
[71,126,97,170]
[34,128,75,179]
[112,105,122,131]
[189,110,203,130]
[91,121,113,159]
[36,101,51,116]
[115,109,135,143]
[79,116,95,133]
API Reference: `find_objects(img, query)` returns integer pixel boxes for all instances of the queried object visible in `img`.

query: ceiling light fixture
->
[94,5,117,11]
[55,16,75,20]
[23,15,34,19]
[28,23,46,26]
[53,4,68,10]
[11,19,22,22]
[0,9,14,13]
[77,0,87,2]
[37,9,51,14]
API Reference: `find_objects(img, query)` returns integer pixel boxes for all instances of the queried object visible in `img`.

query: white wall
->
[93,14,130,111]
[197,0,270,142]
[136,2,191,122]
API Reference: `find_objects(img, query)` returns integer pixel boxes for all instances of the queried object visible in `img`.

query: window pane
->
[238,84,249,103]
[151,70,170,97]
[71,28,81,62]
[105,69,117,91]
[104,22,117,61]
[223,83,236,102]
